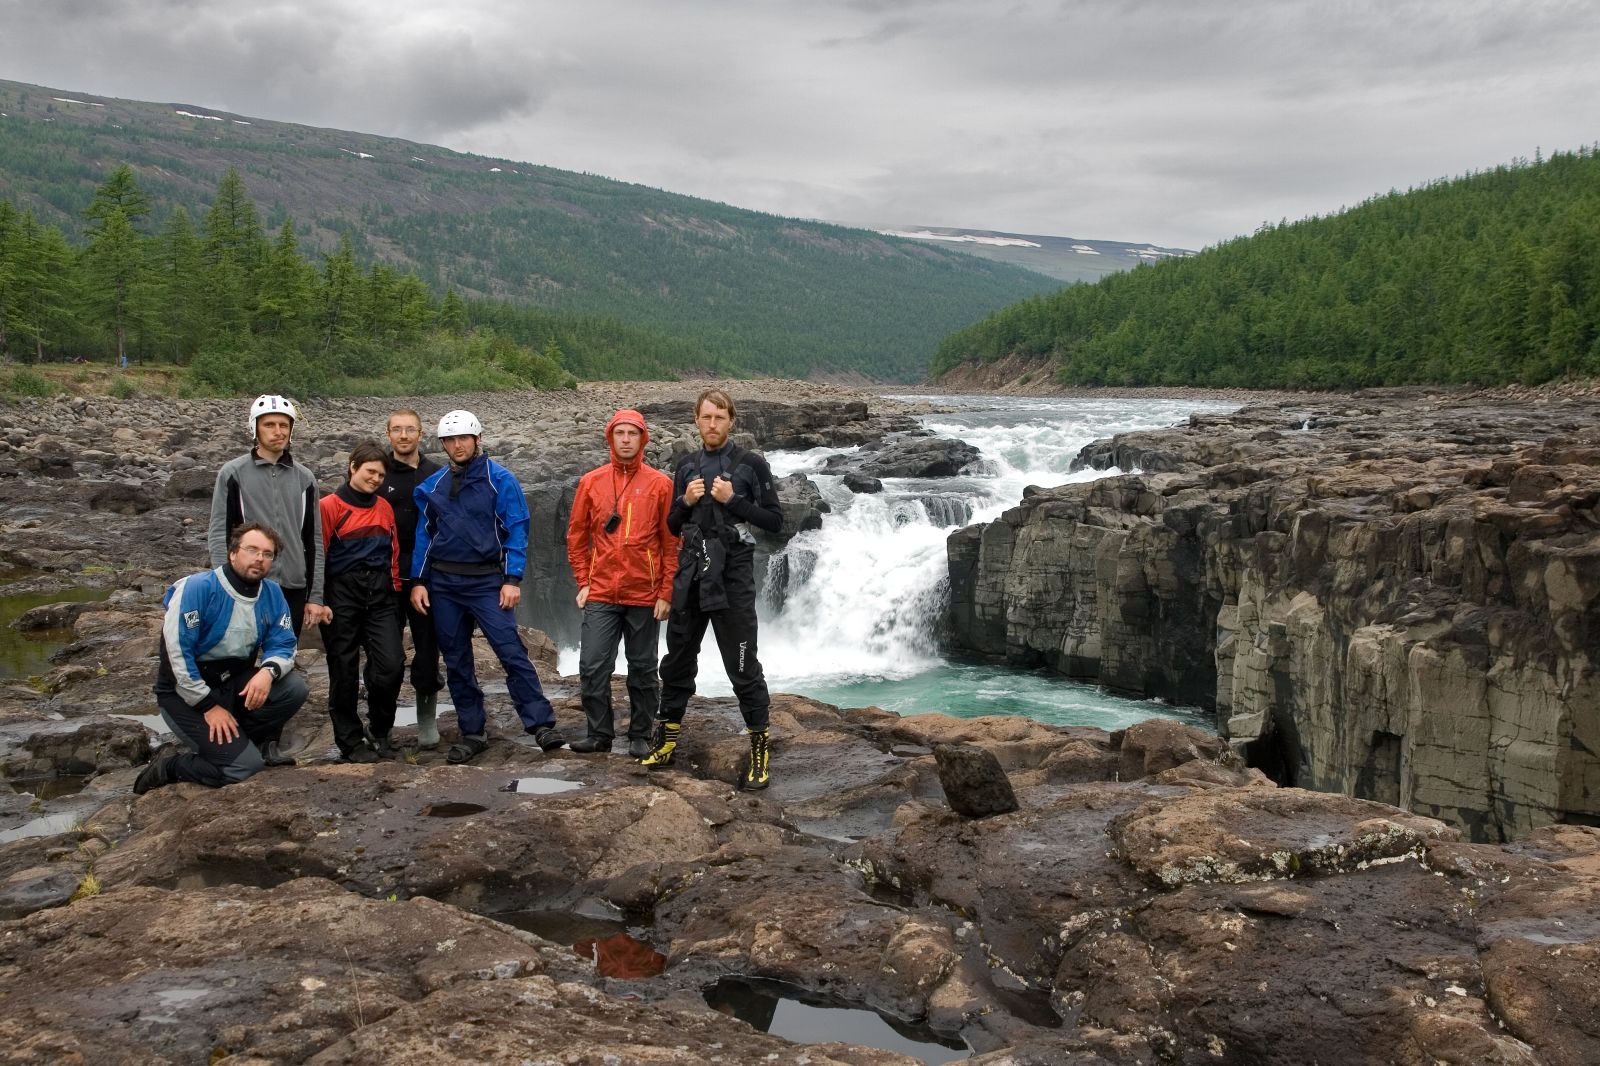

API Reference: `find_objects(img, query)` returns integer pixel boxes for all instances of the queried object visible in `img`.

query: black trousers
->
[320,569,403,755]
[578,601,661,743]
[283,585,307,637]
[394,582,443,696]
[658,550,770,732]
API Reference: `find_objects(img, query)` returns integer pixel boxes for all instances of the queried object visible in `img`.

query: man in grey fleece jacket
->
[208,395,330,640]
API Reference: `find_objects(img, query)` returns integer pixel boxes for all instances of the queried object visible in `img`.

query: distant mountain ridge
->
[875,226,1194,284]
[0,78,1068,381]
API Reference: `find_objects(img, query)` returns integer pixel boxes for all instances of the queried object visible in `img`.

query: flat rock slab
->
[1110,786,1459,885]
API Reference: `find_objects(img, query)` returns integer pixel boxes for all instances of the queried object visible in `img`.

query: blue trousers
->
[429,570,555,737]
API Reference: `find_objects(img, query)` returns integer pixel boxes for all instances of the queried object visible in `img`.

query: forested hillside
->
[931,148,1600,388]
[0,79,1054,382]
[1,165,587,397]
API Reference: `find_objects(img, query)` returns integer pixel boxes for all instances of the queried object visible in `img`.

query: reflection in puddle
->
[419,802,488,818]
[11,775,91,800]
[0,584,114,680]
[578,933,667,978]
[496,908,667,978]
[501,776,583,795]
[704,977,967,1063]
[0,812,80,843]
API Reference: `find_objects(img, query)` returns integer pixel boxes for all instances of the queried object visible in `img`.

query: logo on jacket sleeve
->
[183,610,200,629]
[278,613,293,630]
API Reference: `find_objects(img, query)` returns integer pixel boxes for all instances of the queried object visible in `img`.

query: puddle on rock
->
[0,584,114,680]
[419,802,488,818]
[501,776,583,795]
[0,812,82,844]
[704,977,967,1063]
[10,775,92,800]
[496,907,667,978]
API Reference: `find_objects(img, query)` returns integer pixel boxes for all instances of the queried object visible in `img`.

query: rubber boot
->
[638,722,679,768]
[415,691,440,750]
[741,728,771,791]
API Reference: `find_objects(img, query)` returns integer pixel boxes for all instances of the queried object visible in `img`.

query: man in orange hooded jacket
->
[565,409,679,755]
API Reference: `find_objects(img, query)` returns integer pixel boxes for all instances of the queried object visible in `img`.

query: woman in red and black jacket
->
[319,440,403,762]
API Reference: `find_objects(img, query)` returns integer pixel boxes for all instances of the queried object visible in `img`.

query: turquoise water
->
[797,660,1211,730]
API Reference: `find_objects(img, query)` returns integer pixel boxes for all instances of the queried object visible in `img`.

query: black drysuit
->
[657,443,782,731]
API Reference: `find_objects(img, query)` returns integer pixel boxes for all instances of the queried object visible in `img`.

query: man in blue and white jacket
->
[409,410,562,764]
[136,523,309,793]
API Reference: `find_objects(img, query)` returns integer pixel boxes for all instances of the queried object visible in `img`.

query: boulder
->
[932,743,1019,818]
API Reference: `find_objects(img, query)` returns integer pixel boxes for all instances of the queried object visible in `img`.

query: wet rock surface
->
[947,387,1600,844]
[3,383,1597,1064]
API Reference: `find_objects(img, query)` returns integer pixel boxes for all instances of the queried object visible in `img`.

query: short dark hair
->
[386,408,421,430]
[695,388,736,420]
[347,440,388,475]
[228,521,283,555]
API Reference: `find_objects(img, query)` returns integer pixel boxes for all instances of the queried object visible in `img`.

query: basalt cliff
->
[947,388,1600,844]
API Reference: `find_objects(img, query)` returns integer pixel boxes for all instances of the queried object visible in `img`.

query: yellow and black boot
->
[638,722,679,768]
[741,729,771,791]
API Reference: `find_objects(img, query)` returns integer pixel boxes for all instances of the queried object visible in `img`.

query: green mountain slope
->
[0,79,1056,382]
[931,148,1600,388]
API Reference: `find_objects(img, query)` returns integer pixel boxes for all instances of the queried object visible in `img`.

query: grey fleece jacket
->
[207,449,326,603]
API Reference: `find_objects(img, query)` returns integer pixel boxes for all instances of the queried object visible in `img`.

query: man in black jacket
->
[640,389,782,790]
[378,408,444,748]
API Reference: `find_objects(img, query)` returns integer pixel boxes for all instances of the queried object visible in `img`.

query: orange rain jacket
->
[566,409,680,607]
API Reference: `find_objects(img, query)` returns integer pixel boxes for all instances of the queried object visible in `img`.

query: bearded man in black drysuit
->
[639,388,782,789]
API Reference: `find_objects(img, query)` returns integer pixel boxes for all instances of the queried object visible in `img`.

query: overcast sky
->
[3,0,1597,249]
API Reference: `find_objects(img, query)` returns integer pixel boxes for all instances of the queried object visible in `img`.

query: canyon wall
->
[948,390,1600,841]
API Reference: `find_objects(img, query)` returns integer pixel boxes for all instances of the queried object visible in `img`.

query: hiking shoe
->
[741,729,771,791]
[638,722,680,768]
[627,737,653,759]
[447,734,488,764]
[261,739,296,767]
[371,734,400,759]
[133,747,178,795]
[569,736,612,754]
[532,726,566,752]
[344,744,380,764]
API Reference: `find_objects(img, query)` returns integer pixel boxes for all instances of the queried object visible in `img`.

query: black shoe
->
[371,734,400,759]
[344,744,380,764]
[533,726,566,752]
[261,739,296,767]
[133,749,177,795]
[569,736,612,754]
[447,734,488,764]
[627,737,653,759]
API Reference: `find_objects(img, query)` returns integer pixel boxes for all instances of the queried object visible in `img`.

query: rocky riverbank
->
[947,385,1600,847]
[2,382,1597,1064]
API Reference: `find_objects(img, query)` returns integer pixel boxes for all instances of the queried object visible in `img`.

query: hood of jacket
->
[606,409,650,471]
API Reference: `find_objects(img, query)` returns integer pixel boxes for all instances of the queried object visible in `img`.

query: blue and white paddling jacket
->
[411,452,530,584]
[154,566,298,711]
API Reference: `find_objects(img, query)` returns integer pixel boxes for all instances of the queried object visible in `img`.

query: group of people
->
[137,388,782,795]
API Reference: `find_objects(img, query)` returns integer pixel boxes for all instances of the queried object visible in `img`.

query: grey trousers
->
[156,671,309,787]
[577,601,661,743]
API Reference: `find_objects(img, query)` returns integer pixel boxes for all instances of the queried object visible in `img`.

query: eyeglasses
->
[389,427,420,437]
[237,545,277,561]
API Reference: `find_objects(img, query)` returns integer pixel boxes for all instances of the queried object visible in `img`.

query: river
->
[554,394,1237,731]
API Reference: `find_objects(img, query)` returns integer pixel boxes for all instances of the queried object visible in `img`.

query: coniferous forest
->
[931,148,1600,388]
[0,165,591,396]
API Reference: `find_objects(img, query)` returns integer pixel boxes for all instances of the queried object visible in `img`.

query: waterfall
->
[562,394,1236,727]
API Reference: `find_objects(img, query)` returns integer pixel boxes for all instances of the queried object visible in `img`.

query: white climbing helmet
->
[437,410,483,439]
[248,394,298,438]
